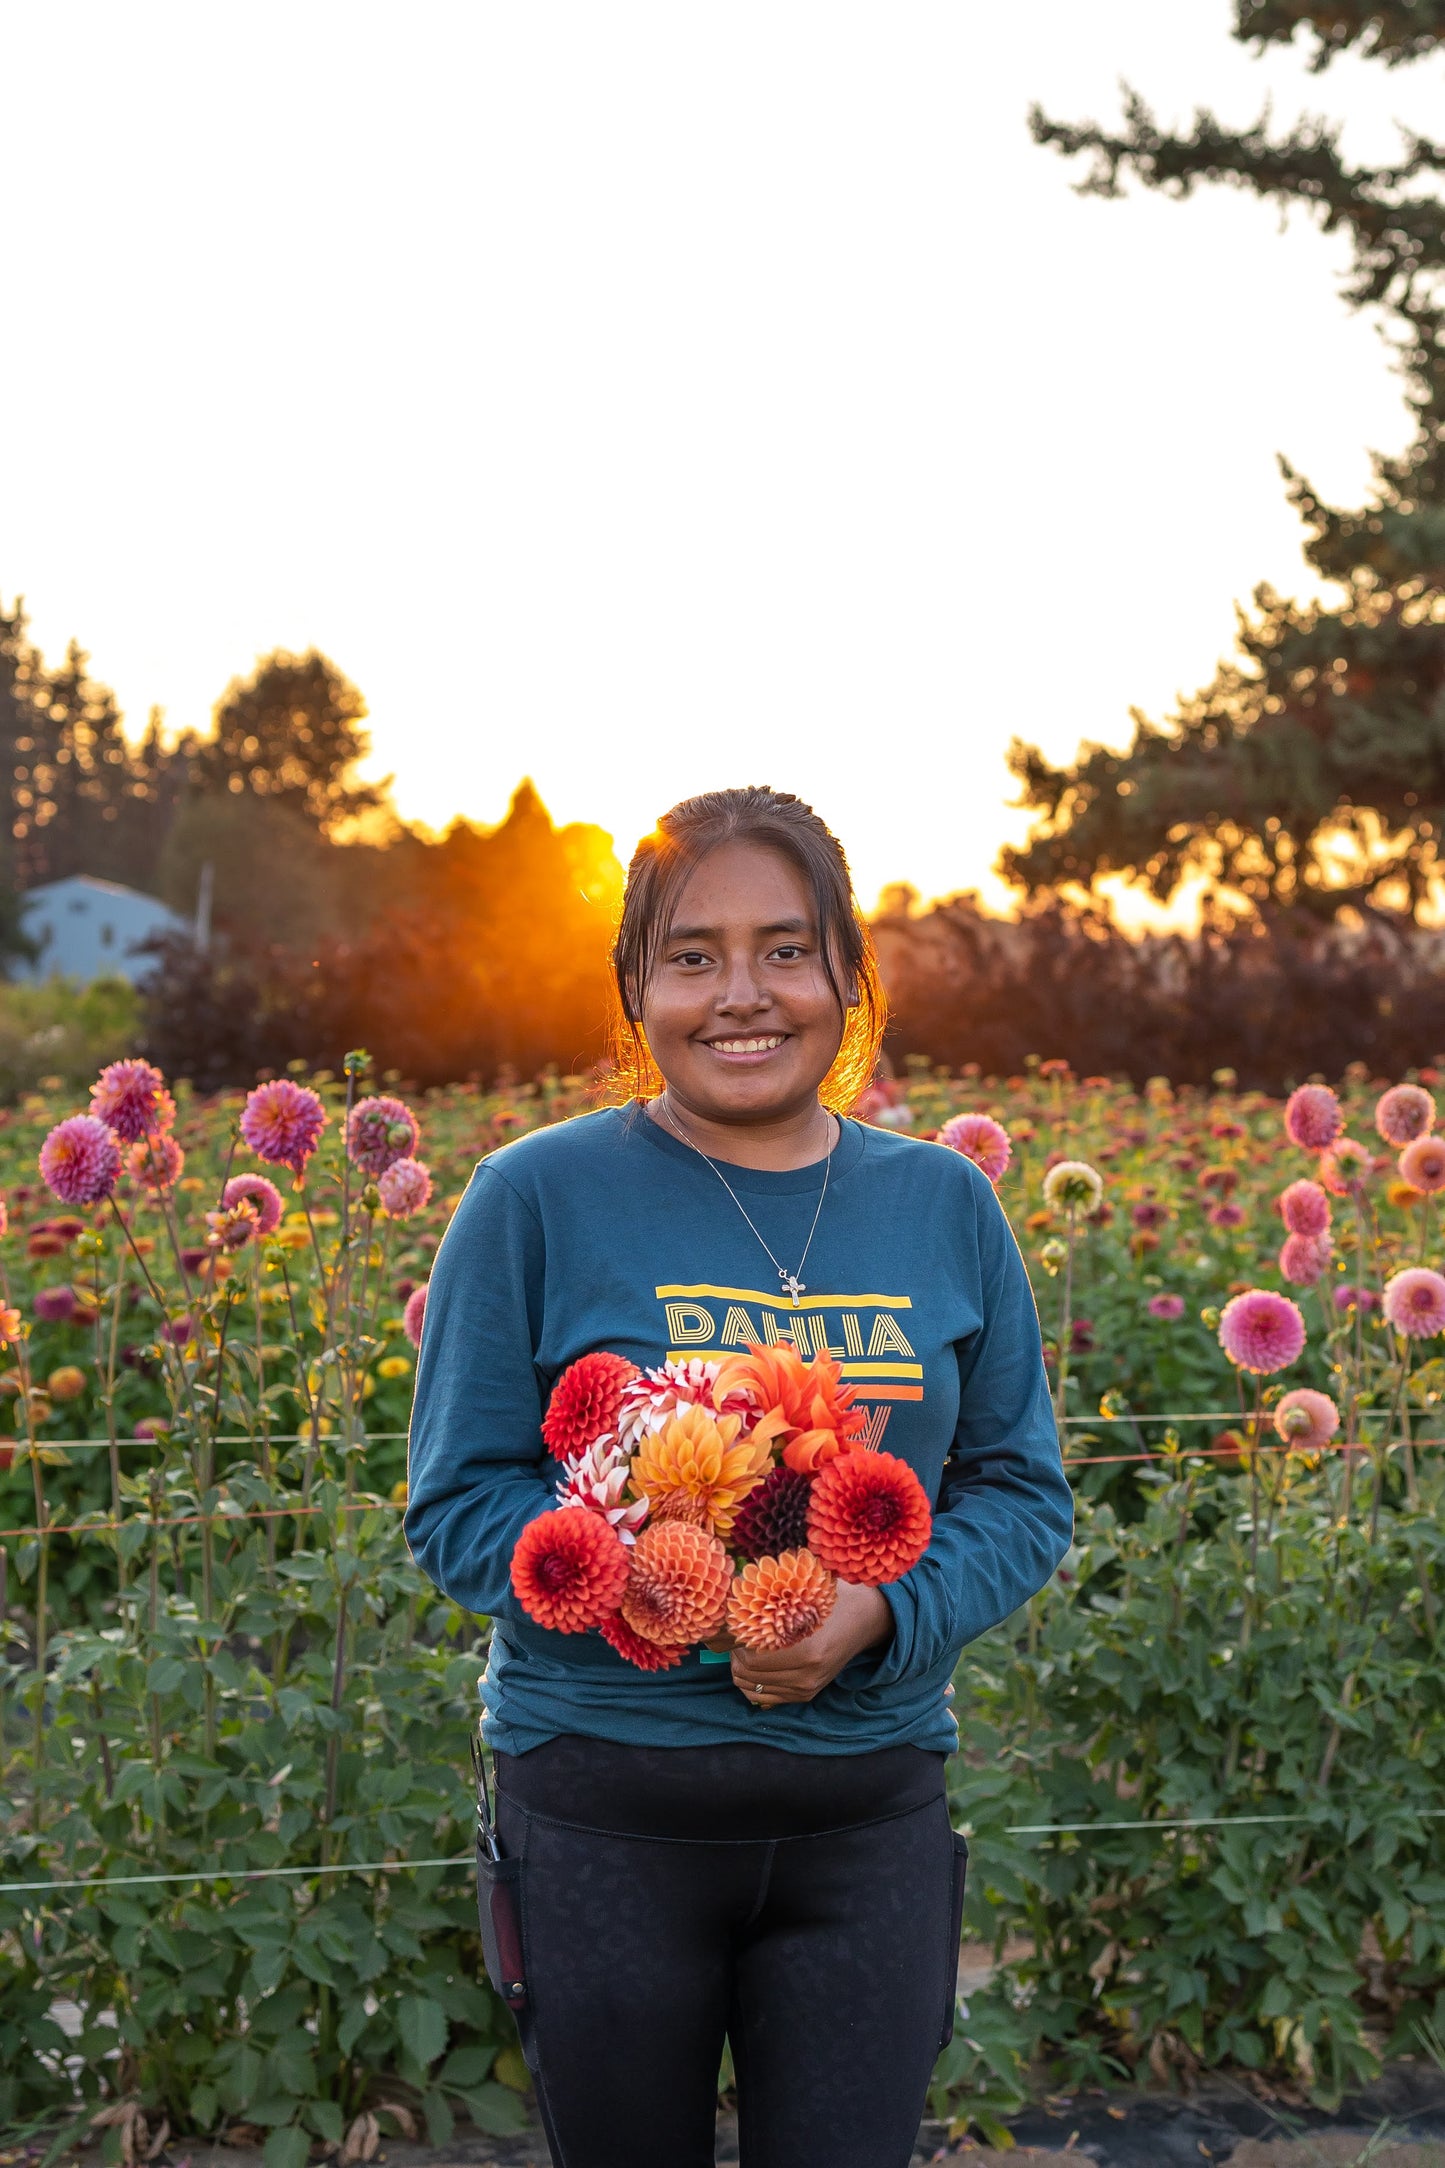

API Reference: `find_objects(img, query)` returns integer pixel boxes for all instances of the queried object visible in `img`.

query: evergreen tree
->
[1003,10,1445,920]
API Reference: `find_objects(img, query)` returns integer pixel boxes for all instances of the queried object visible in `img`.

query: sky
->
[2,3,1440,913]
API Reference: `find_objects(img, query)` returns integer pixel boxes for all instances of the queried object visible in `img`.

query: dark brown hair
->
[607,785,887,1111]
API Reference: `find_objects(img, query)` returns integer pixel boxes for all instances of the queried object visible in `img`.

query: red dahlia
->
[598,1610,686,1671]
[541,1351,641,1460]
[510,1507,631,1632]
[730,1464,814,1561]
[807,1450,931,1587]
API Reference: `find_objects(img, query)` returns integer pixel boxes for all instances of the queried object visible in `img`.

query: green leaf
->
[396,1992,448,2068]
[422,2090,454,2147]
[304,2101,344,2144]
[461,2082,531,2136]
[337,1997,371,2058]
[262,2128,310,2168]
[441,2043,497,2088]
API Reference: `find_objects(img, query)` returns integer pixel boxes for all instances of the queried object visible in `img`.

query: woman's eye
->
[673,950,710,968]
[771,945,805,962]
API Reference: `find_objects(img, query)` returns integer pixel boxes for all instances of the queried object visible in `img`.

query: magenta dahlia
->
[1278,1179,1330,1238]
[89,1059,175,1143]
[936,1113,1011,1183]
[1146,1293,1185,1321]
[346,1095,420,1177]
[403,1282,428,1348]
[1284,1084,1343,1152]
[221,1173,284,1236]
[1279,1231,1330,1286]
[1399,1136,1445,1195]
[1218,1288,1306,1374]
[1271,1388,1340,1452]
[1382,1266,1445,1339]
[1375,1083,1435,1147]
[39,1116,121,1206]
[240,1079,326,1176]
[378,1156,432,1217]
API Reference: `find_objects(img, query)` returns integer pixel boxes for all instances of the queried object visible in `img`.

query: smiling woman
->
[404,783,1071,2168]
[610,786,887,1125]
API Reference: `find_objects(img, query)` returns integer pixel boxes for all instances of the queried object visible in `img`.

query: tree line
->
[0,604,623,1085]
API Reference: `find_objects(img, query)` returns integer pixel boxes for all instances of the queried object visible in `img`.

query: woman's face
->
[638,838,847,1129]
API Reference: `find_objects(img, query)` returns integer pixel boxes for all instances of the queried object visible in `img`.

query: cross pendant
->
[780,1272,805,1306]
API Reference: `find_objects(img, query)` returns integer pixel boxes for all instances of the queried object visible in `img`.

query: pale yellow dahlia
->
[629,1402,772,1539]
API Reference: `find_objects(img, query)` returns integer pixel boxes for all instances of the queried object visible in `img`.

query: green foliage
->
[1010,26,1445,921]
[937,1451,1445,2133]
[0,978,142,1105]
[0,1061,520,2143]
[2,1053,1443,2143]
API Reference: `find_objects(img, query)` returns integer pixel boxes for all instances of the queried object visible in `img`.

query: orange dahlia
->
[727,1548,838,1651]
[713,1340,866,1473]
[629,1402,772,1538]
[619,1520,732,1647]
[598,1609,686,1671]
[541,1350,641,1460]
[807,1450,931,1586]
[510,1507,631,1632]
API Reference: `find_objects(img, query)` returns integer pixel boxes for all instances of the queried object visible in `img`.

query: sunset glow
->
[2,2,1436,908]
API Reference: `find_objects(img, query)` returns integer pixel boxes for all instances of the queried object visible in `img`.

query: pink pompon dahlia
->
[1272,1388,1340,1452]
[1284,1084,1342,1152]
[1399,1135,1445,1195]
[90,1059,175,1144]
[0,1197,8,1239]
[937,1113,1012,1183]
[1218,1288,1306,1374]
[222,1173,284,1236]
[127,1133,185,1191]
[1375,1083,1435,1147]
[240,1079,326,1176]
[1382,1266,1445,1339]
[1147,1292,1185,1321]
[346,1095,420,1177]
[378,1156,432,1217]
[1278,1179,1330,1238]
[40,1116,121,1207]
[1279,1231,1330,1286]
[402,1282,428,1348]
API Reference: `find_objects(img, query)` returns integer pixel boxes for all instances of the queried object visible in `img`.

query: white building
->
[15,876,191,985]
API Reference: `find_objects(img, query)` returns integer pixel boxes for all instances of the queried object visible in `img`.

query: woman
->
[406,786,1071,2168]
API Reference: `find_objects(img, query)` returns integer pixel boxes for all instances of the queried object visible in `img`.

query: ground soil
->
[33,2061,1445,2167]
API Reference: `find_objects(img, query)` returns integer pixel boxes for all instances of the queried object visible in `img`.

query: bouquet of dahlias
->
[509,1341,932,1671]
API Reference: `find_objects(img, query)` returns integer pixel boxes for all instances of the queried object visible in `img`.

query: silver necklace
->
[657,1095,835,1308]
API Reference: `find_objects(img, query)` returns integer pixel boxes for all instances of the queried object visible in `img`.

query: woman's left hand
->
[731,1582,893,1708]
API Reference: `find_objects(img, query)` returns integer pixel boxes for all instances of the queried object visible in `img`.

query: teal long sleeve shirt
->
[405,1105,1072,1757]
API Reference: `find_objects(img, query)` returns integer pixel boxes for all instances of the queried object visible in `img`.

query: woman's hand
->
[730,1582,893,1708]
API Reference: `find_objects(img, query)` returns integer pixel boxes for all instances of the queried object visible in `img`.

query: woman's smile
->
[700,1031,792,1063]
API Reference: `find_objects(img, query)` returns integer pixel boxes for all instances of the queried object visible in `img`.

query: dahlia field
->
[0,1051,1442,2151]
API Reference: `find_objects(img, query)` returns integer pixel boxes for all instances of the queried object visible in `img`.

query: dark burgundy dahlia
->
[730,1465,814,1562]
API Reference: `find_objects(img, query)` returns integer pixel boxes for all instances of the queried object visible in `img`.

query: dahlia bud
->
[360,1182,382,1213]
[1038,1239,1068,1276]
[343,1049,372,1077]
[1200,1306,1221,1329]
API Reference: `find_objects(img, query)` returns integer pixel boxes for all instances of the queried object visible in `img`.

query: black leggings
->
[494,1735,961,2168]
